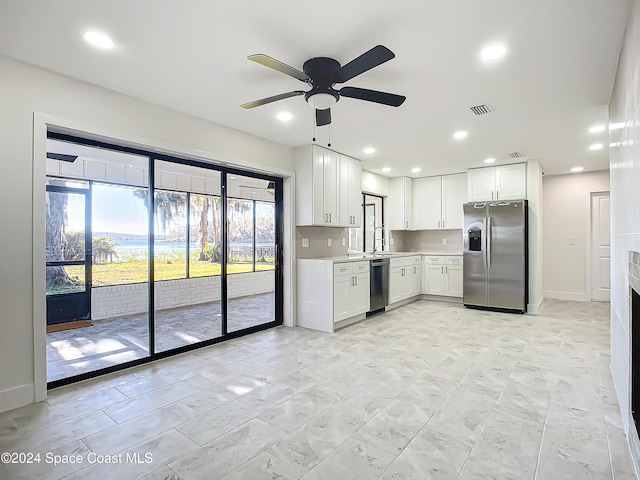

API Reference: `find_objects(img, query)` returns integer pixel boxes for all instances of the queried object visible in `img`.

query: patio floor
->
[46,292,276,382]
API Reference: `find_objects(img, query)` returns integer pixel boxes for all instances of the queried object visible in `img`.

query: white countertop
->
[299,251,463,263]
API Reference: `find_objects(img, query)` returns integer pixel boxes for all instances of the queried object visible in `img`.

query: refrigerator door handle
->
[486,216,492,269]
[482,217,488,269]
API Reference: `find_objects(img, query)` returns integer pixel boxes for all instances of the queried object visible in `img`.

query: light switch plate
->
[302,238,309,248]
[341,238,346,247]
[327,238,332,247]
[569,237,575,245]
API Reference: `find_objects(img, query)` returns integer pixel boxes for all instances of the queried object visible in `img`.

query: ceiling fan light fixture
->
[306,92,338,110]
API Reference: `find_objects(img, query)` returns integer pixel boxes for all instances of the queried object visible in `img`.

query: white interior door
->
[591,192,610,302]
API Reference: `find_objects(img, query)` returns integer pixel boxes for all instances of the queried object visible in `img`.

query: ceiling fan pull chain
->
[328,123,331,148]
[312,119,316,142]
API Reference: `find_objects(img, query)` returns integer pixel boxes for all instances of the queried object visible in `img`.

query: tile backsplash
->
[390,229,463,253]
[296,226,349,259]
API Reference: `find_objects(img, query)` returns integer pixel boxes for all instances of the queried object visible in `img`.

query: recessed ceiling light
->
[589,143,604,151]
[363,147,376,154]
[381,167,391,172]
[453,131,468,140]
[276,112,292,122]
[411,167,421,173]
[589,124,606,134]
[484,158,496,164]
[82,31,114,50]
[480,44,507,62]
[570,167,584,173]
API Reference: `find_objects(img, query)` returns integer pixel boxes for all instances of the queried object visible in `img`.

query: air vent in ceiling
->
[507,152,525,158]
[469,104,495,116]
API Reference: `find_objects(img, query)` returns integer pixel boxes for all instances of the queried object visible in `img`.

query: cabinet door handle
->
[355,276,358,286]
[446,266,448,274]
[491,191,494,200]
[442,220,445,228]
[441,266,443,274]
[329,213,332,223]
[496,190,499,199]
[325,213,328,223]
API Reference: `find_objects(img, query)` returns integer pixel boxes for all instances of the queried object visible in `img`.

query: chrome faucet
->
[373,226,385,253]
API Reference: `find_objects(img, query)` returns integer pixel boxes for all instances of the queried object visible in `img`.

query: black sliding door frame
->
[47,132,284,389]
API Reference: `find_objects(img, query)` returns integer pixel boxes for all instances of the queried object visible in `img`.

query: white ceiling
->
[0,0,630,177]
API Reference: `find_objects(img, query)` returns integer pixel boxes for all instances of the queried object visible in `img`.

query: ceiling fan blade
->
[337,45,396,83]
[316,108,331,126]
[241,91,305,109]
[340,87,406,107]
[248,54,310,82]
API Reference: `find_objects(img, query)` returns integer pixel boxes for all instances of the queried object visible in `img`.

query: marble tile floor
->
[47,292,275,382]
[2,299,636,479]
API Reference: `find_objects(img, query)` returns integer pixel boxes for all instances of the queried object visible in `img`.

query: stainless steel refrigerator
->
[463,200,528,313]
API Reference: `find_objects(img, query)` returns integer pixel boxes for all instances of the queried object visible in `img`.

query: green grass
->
[60,259,274,288]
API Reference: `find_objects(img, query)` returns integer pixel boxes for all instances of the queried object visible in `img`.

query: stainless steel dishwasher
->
[369,258,390,313]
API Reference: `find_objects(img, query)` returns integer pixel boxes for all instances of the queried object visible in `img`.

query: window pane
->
[255,201,275,270]
[92,183,149,286]
[189,194,221,278]
[227,198,254,274]
[154,191,187,280]
[46,190,85,262]
[46,266,85,295]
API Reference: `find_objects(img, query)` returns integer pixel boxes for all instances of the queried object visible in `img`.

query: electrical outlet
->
[327,238,332,247]
[341,238,346,247]
[302,238,309,248]
[442,238,448,245]
[390,238,395,246]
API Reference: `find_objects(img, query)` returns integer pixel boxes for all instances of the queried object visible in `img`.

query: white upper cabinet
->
[412,173,467,230]
[413,176,441,230]
[295,145,361,227]
[441,173,467,229]
[388,177,413,230]
[494,163,527,200]
[338,155,362,227]
[467,163,526,202]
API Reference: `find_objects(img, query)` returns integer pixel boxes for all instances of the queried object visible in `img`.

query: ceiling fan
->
[241,45,406,126]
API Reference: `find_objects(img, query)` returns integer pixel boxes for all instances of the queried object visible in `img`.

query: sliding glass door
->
[45,132,284,387]
[153,160,223,352]
[226,174,277,332]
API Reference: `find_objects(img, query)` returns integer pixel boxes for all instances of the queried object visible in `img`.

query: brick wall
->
[91,270,274,320]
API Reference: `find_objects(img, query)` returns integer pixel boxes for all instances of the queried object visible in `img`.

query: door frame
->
[32,113,296,402]
[589,191,611,302]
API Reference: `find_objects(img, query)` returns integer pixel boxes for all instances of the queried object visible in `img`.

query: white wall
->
[361,170,390,197]
[609,0,640,469]
[527,160,544,313]
[543,170,610,300]
[0,55,294,412]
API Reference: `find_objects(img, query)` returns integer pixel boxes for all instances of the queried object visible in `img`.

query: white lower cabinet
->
[389,256,421,305]
[334,266,369,322]
[422,255,463,297]
[298,259,370,333]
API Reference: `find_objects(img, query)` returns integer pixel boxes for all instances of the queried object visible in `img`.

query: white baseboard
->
[527,297,543,315]
[0,383,34,413]
[543,290,589,301]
